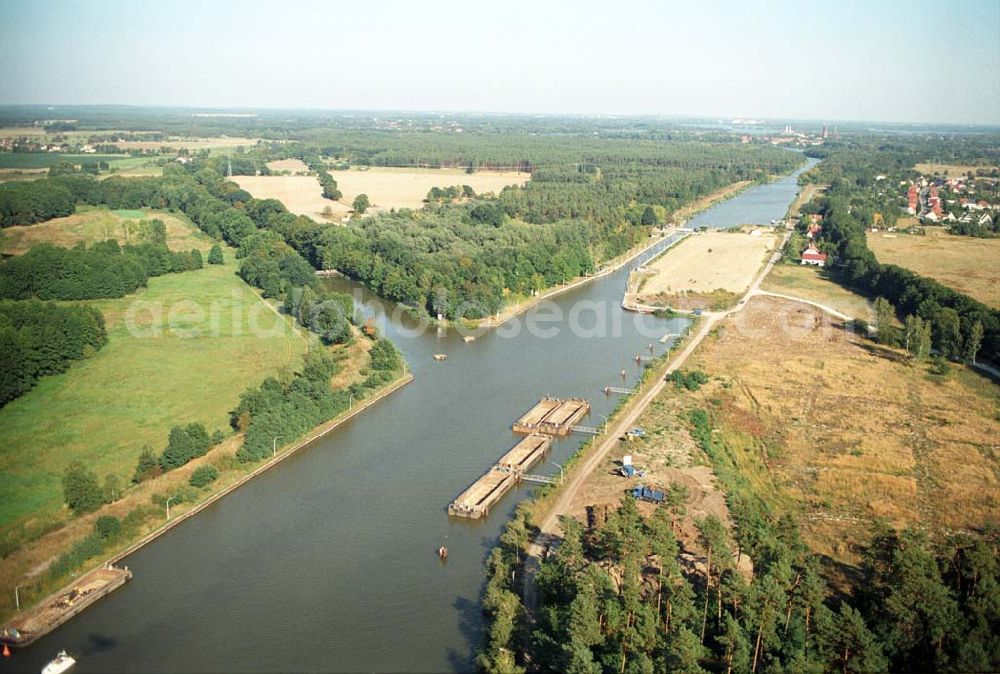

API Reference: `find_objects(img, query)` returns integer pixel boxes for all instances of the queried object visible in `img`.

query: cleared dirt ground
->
[867,227,1000,308]
[683,295,1000,562]
[230,175,351,221]
[639,231,779,302]
[563,393,742,561]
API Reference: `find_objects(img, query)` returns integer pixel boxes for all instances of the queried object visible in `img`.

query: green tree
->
[696,514,730,642]
[934,307,963,360]
[964,320,984,364]
[915,318,932,360]
[207,243,224,265]
[160,426,195,470]
[640,205,658,226]
[132,446,160,483]
[352,193,370,214]
[817,604,888,674]
[62,460,103,514]
[873,297,895,345]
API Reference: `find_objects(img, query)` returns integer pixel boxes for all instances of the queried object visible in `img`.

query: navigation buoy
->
[2,644,10,658]
[438,546,448,560]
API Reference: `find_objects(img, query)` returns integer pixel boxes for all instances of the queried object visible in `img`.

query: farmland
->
[914,162,1000,176]
[324,166,528,212]
[681,295,1000,562]
[0,247,309,533]
[233,166,529,220]
[1,206,213,255]
[637,230,779,308]
[867,227,1000,308]
[229,174,351,220]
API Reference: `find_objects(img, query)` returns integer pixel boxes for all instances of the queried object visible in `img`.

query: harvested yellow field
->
[230,175,351,221]
[327,167,528,212]
[111,136,260,151]
[684,295,1000,562]
[867,227,1000,308]
[266,158,310,173]
[0,126,45,138]
[914,162,999,176]
[1,206,214,255]
[639,231,779,300]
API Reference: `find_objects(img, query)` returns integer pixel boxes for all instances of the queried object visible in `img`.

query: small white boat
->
[462,335,475,343]
[433,354,447,361]
[41,650,76,674]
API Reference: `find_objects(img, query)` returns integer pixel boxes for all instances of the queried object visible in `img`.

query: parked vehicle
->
[631,485,665,503]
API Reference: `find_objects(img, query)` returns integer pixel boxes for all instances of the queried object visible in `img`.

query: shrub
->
[189,465,219,488]
[94,515,122,541]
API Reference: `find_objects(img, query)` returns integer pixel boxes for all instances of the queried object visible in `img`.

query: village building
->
[800,244,828,267]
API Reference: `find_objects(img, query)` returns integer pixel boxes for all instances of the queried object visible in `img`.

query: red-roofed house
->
[907,185,919,214]
[800,244,828,267]
[806,222,822,238]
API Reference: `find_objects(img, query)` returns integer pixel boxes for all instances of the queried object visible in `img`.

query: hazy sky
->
[2,0,998,124]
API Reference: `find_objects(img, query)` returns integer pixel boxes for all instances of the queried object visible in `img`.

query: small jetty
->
[448,433,553,519]
[512,397,590,436]
[1,565,132,647]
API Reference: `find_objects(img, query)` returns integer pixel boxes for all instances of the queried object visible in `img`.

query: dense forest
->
[0,239,203,301]
[481,501,999,674]
[0,300,107,406]
[479,403,1000,674]
[798,140,1000,364]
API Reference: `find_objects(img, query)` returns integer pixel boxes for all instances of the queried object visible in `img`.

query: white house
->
[800,245,828,267]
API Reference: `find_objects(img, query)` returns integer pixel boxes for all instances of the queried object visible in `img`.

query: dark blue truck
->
[631,485,666,503]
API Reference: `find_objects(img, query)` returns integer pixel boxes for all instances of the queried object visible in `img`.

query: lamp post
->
[15,584,22,611]
[272,436,282,458]
[552,461,564,485]
[598,414,609,434]
[165,496,176,520]
[349,394,353,410]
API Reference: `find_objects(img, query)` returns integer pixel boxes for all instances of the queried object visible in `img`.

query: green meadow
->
[0,251,310,531]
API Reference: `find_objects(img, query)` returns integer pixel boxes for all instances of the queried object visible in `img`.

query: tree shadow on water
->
[446,595,483,673]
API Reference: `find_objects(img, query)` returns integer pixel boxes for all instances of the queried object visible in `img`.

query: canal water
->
[11,157,816,673]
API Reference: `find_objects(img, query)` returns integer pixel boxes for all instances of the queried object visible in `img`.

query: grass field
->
[761,263,874,320]
[0,251,309,532]
[683,295,1000,563]
[1,206,213,255]
[867,227,1000,308]
[639,231,779,303]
